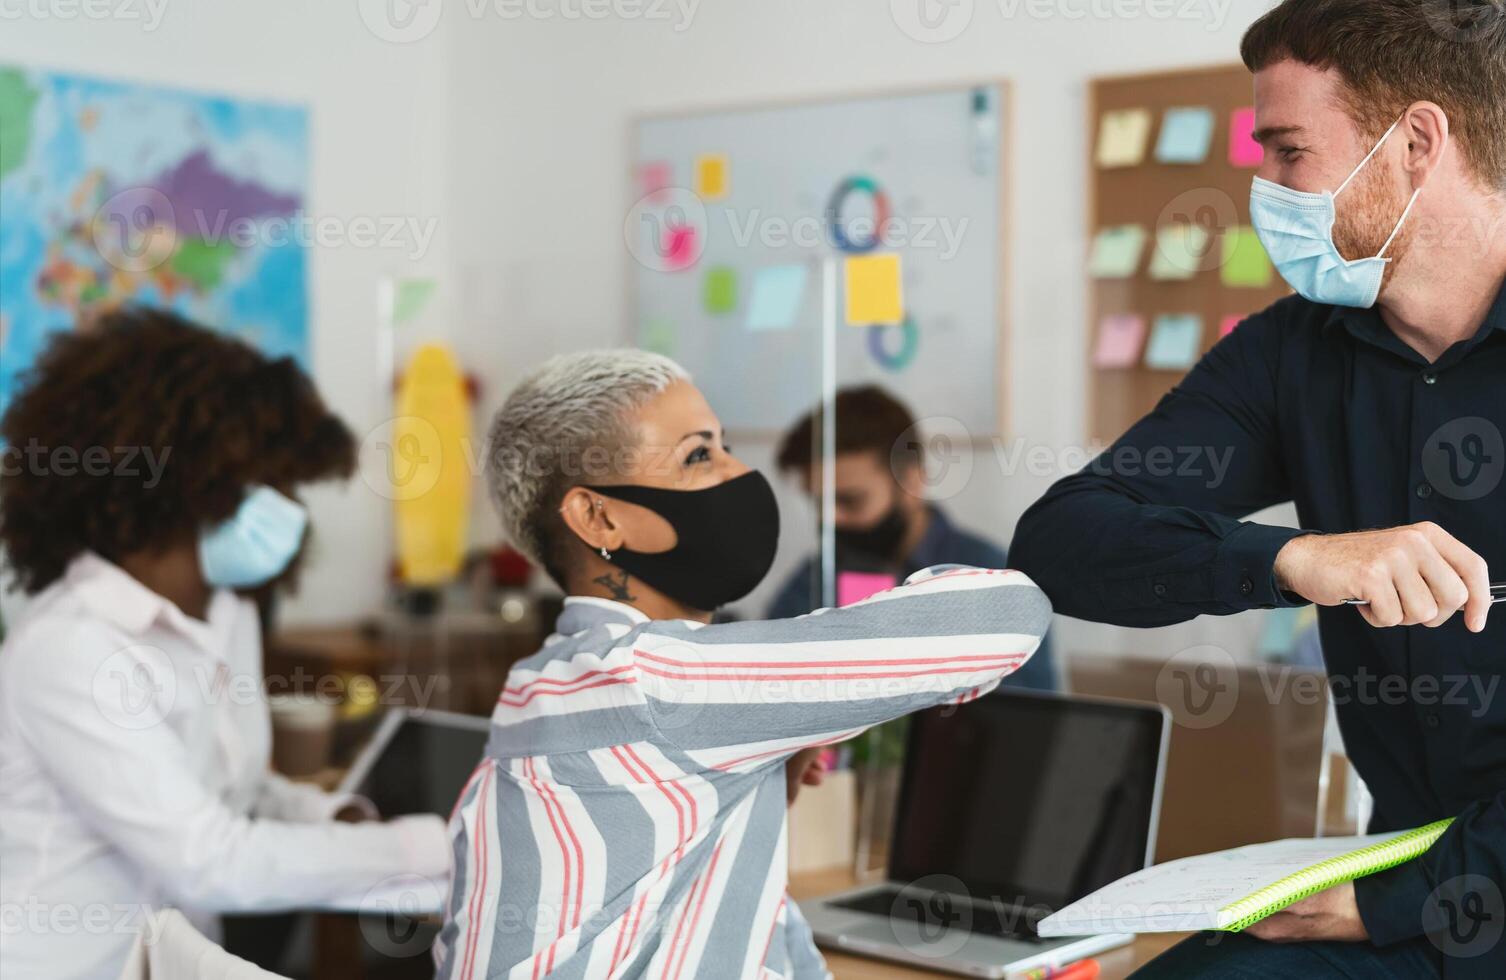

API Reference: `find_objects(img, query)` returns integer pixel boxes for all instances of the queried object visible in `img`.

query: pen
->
[1344,583,1506,606]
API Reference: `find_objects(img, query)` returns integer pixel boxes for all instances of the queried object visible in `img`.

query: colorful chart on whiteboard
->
[632,85,1004,434]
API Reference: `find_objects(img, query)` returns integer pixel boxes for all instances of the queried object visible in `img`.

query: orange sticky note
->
[844,254,904,326]
[695,154,729,201]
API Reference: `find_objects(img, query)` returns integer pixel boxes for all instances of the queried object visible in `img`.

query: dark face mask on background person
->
[834,503,910,566]
[585,470,780,612]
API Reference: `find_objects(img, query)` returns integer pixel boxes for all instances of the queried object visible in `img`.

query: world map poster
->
[0,67,309,420]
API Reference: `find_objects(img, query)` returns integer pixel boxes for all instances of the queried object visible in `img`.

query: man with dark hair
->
[1012,1,1506,976]
[769,385,1057,691]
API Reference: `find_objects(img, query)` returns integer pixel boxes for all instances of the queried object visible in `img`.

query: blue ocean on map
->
[0,67,309,421]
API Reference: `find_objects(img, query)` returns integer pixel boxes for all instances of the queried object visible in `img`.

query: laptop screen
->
[350,711,491,818]
[888,689,1165,914]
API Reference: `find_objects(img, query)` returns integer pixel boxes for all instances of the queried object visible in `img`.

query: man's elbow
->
[1008,509,1062,602]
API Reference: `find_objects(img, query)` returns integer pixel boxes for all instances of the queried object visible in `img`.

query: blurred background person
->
[767,385,1058,692]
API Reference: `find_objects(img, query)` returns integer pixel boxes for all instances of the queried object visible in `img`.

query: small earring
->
[600,546,611,560]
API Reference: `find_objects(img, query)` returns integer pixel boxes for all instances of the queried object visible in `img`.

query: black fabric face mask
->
[585,470,780,612]
[834,503,910,565]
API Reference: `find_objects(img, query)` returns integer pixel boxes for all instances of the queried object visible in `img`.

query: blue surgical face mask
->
[1250,116,1429,309]
[198,485,308,589]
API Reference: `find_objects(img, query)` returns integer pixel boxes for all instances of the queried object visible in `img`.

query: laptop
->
[338,707,491,817]
[800,689,1171,978]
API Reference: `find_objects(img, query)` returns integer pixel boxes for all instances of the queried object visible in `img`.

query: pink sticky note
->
[1220,315,1245,338]
[663,224,698,271]
[837,571,897,608]
[1229,108,1262,167]
[1094,314,1147,369]
[639,161,672,201]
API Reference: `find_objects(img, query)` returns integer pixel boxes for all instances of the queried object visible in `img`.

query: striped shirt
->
[434,565,1052,980]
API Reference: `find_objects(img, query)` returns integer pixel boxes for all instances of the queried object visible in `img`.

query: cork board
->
[1088,64,1293,446]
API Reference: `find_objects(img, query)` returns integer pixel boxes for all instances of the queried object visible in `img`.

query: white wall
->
[0,0,454,626]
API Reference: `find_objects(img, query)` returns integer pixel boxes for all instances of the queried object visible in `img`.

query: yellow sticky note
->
[844,254,904,326]
[1096,108,1153,169]
[695,154,729,201]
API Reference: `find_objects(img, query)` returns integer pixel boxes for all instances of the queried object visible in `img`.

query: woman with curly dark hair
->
[0,308,448,980]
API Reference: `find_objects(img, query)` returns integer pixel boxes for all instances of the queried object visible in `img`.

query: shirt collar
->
[1324,276,1506,361]
[556,595,651,636]
[1485,278,1506,335]
[64,551,239,651]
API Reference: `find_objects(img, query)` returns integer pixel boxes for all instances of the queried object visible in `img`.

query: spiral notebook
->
[1038,819,1452,936]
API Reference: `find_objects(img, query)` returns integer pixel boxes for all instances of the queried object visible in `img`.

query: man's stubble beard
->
[1331,159,1416,295]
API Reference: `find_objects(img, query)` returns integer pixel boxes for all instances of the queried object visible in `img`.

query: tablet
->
[338,707,491,818]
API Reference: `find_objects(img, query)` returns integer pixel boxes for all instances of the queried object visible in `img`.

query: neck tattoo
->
[593,569,637,602]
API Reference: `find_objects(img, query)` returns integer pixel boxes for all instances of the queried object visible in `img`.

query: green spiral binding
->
[1217,818,1455,932]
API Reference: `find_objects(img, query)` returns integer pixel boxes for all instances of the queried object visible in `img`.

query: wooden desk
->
[788,871,1187,979]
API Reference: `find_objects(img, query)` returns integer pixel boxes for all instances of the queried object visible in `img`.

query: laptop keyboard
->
[831,888,1046,944]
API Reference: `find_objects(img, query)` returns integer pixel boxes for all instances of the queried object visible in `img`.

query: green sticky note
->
[1150,223,1211,281]
[704,267,737,314]
[641,317,676,356]
[1222,226,1274,287]
[392,278,437,326]
[1089,225,1147,279]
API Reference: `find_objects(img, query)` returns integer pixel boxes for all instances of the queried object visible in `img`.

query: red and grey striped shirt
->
[435,565,1052,979]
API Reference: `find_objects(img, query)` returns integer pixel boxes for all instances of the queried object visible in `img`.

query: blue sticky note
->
[1145,314,1204,370]
[1258,606,1306,659]
[746,264,808,331]
[1155,107,1216,165]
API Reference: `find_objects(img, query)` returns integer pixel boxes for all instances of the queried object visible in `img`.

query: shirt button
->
[1153,583,1168,598]
[1240,577,1255,597]
[1425,713,1441,730]
[1417,482,1435,500]
[1422,371,1438,385]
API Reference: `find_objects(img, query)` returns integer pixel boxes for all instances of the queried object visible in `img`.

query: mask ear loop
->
[1334,114,1438,262]
[1334,116,1405,199]
[1377,188,1423,260]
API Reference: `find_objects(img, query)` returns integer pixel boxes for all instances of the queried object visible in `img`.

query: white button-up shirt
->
[0,554,449,980]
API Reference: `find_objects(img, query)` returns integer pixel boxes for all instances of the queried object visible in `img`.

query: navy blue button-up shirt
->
[1012,282,1506,954]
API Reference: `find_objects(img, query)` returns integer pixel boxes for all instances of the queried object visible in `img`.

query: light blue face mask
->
[1249,116,1427,309]
[198,485,309,589]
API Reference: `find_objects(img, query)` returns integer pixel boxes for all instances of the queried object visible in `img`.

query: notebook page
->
[1038,832,1397,936]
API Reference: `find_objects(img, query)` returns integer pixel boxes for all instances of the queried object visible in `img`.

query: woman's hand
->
[786,748,827,805]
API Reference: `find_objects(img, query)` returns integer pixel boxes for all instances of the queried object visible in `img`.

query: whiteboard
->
[631,83,1007,435]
